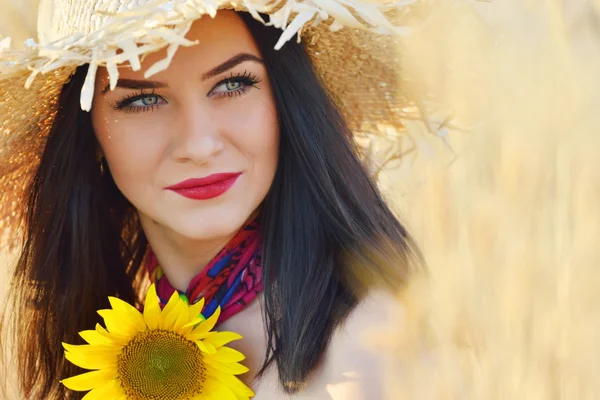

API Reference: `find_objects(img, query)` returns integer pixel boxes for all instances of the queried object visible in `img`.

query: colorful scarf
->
[147,219,262,324]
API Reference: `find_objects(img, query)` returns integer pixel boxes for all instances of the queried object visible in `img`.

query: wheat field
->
[373,1,600,398]
[2,0,600,399]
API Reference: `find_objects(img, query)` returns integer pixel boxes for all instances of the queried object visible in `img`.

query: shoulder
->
[319,289,407,399]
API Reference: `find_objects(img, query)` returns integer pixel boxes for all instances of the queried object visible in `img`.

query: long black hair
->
[240,13,418,387]
[2,12,419,399]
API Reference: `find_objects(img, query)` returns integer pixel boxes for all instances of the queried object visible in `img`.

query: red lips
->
[166,173,242,200]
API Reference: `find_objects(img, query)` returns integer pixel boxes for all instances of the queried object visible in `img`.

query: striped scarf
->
[147,219,262,324]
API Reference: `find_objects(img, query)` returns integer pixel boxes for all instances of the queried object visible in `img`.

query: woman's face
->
[91,11,279,242]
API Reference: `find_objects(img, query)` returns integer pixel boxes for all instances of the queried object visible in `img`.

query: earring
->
[99,156,107,175]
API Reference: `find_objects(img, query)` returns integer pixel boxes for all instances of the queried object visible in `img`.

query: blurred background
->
[2,0,600,398]
[376,1,600,398]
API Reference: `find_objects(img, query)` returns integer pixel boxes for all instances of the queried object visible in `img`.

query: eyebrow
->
[102,79,167,94]
[201,53,263,80]
[102,52,263,94]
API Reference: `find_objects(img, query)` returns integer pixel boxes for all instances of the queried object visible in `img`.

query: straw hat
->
[0,0,419,248]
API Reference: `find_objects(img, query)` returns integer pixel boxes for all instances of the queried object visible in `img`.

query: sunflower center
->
[117,329,206,400]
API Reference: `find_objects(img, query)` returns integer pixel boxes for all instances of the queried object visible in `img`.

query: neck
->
[140,218,235,292]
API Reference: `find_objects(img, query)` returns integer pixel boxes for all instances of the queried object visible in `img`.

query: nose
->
[170,102,224,164]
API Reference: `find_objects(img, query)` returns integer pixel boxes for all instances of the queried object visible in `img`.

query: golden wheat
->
[377,1,600,399]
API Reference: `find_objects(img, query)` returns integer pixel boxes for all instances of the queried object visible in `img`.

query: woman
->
[0,1,421,399]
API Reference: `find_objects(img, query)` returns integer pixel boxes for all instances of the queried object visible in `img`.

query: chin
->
[172,210,253,240]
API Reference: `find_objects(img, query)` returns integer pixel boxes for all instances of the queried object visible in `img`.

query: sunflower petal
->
[64,345,120,370]
[182,316,205,330]
[62,343,106,353]
[143,284,162,330]
[191,307,221,337]
[95,324,110,335]
[179,298,206,335]
[204,331,243,348]
[204,358,249,375]
[172,302,196,333]
[158,291,183,330]
[81,379,124,400]
[201,378,238,400]
[79,330,119,347]
[205,346,246,363]
[65,351,117,369]
[93,323,130,347]
[60,369,117,391]
[98,309,143,337]
[187,297,205,320]
[161,291,181,318]
[207,370,255,398]
[197,339,217,355]
[108,296,146,332]
[160,294,187,330]
[187,329,219,342]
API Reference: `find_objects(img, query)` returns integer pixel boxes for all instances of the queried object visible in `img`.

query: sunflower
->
[61,284,255,400]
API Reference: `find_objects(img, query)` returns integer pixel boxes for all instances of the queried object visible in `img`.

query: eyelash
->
[111,71,262,114]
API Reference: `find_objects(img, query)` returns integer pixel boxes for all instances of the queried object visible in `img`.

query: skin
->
[92,11,400,399]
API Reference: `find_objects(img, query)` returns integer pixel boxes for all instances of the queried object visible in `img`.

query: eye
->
[209,72,262,99]
[112,91,167,114]
[225,81,243,91]
[130,94,162,107]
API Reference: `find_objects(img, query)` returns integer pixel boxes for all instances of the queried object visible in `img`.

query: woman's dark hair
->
[1,12,419,399]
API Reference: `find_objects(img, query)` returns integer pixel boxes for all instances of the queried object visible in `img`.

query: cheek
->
[224,96,279,172]
[240,127,277,188]
[91,106,168,189]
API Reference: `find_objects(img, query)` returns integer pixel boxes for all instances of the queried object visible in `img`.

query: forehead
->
[97,10,260,83]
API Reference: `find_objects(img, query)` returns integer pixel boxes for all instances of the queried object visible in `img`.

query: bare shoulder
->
[348,289,406,330]
[318,289,407,399]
